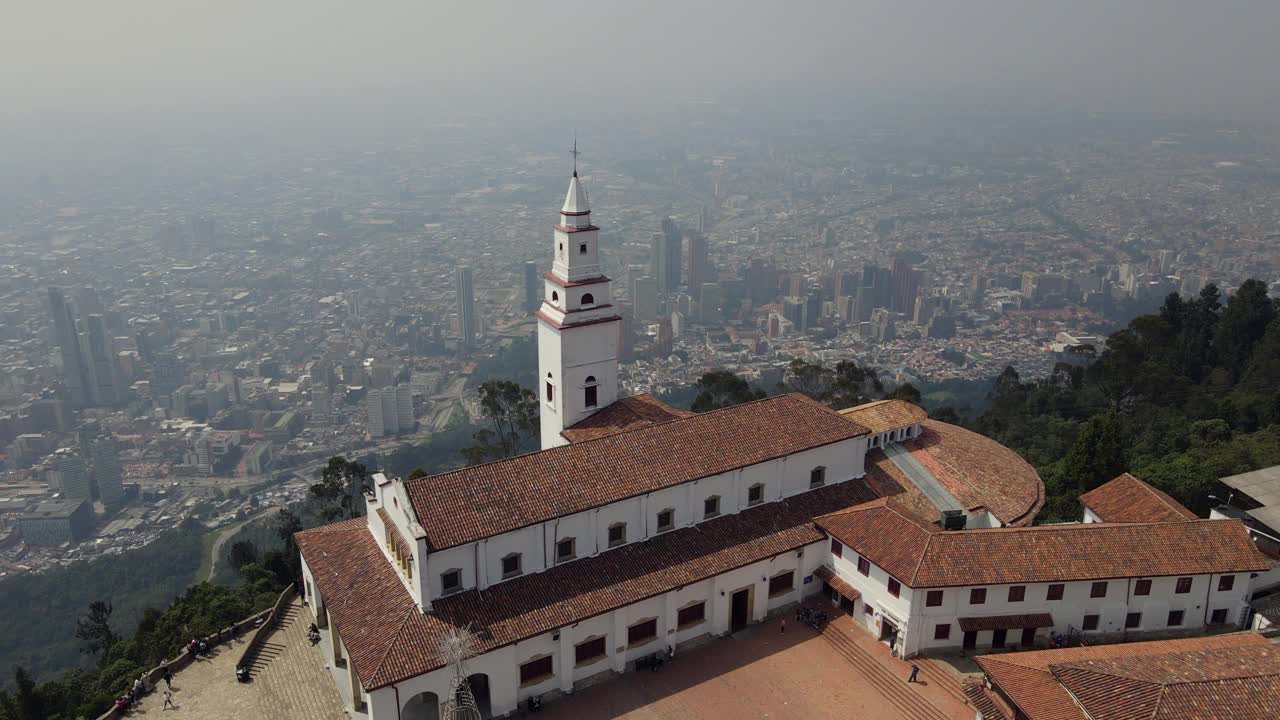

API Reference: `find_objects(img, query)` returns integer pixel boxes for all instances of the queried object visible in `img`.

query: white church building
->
[297,165,1270,720]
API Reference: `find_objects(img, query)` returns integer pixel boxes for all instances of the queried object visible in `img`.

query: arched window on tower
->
[551,291,559,304]
[545,373,555,404]
[584,375,598,408]
[581,293,595,307]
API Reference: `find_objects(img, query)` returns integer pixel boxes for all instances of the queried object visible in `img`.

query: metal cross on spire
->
[570,134,580,177]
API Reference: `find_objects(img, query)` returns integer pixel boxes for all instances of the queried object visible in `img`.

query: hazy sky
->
[4,0,1280,134]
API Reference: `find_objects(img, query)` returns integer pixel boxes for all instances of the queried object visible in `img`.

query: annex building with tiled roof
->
[972,632,1280,720]
[293,167,1271,720]
[1080,472,1198,524]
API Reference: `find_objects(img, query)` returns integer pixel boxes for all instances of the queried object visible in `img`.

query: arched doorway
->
[401,691,440,720]
[465,673,492,719]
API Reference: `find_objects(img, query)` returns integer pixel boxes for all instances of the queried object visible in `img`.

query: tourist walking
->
[163,690,177,710]
[908,664,920,683]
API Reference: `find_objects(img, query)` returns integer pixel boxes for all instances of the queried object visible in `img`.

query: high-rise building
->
[395,384,414,432]
[782,297,808,331]
[456,266,476,351]
[59,451,91,504]
[151,351,183,395]
[48,287,91,407]
[686,234,712,296]
[655,218,683,292]
[312,392,333,424]
[632,276,659,322]
[523,261,541,314]
[85,314,120,405]
[891,257,919,314]
[699,283,723,325]
[90,435,123,507]
[871,308,896,343]
[969,272,988,306]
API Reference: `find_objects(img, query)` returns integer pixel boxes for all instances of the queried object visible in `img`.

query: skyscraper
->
[90,435,123,507]
[699,283,723,325]
[655,218,683,292]
[891,256,918,314]
[85,314,120,406]
[48,287,91,407]
[632,276,659,322]
[456,265,476,351]
[59,451,91,504]
[523,261,541,314]
[687,234,712,294]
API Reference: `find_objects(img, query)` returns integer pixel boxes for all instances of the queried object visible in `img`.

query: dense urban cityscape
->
[0,110,1278,576]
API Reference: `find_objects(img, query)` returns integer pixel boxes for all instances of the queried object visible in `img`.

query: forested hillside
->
[969,280,1280,521]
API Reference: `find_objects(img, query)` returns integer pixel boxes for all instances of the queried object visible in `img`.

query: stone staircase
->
[819,622,954,720]
[243,601,302,678]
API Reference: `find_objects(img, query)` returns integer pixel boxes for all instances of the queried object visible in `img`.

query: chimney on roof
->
[941,510,966,531]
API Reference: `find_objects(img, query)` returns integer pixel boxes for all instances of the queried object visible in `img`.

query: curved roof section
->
[904,420,1044,526]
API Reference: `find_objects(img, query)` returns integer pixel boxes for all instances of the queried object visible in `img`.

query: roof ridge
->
[369,603,421,686]
[938,517,1233,534]
[408,392,810,488]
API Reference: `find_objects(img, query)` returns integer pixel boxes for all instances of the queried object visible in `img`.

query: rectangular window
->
[519,655,554,686]
[863,603,874,616]
[574,637,606,665]
[1218,575,1235,592]
[546,382,554,403]
[608,523,626,548]
[1047,583,1064,601]
[1175,577,1193,594]
[1008,585,1026,603]
[1210,608,1229,624]
[1090,581,1108,598]
[831,539,843,559]
[584,385,598,408]
[748,484,764,505]
[934,624,951,640]
[502,553,522,579]
[628,619,658,646]
[556,537,575,562]
[704,496,720,519]
[678,602,706,628]
[926,590,943,607]
[1125,612,1141,629]
[1167,610,1184,627]
[578,243,587,254]
[770,571,796,597]
[441,569,461,594]
[1134,579,1152,596]
[1082,614,1099,631]
[810,466,826,488]
[857,557,871,576]
[970,588,987,605]
[656,509,675,533]
[887,578,901,598]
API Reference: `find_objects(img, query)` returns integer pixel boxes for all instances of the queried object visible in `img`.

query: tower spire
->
[570,134,580,178]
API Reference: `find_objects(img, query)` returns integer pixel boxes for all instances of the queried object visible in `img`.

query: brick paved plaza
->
[134,601,972,720]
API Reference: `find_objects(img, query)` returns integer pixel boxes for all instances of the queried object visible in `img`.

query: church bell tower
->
[536,146,621,448]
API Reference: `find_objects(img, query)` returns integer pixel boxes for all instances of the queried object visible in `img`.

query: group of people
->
[114,667,178,714]
[307,622,321,645]
[187,637,212,658]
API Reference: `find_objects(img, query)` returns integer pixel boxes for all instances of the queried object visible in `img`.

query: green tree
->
[1060,412,1126,494]
[1214,279,1277,380]
[782,358,834,401]
[310,456,371,520]
[74,601,119,664]
[462,380,539,464]
[228,540,260,571]
[407,467,429,480]
[690,370,766,412]
[828,360,883,410]
[887,383,922,404]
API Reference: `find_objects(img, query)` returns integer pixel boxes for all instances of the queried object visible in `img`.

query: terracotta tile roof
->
[1053,644,1280,720]
[964,681,1013,720]
[977,634,1273,720]
[817,503,1269,588]
[376,508,414,563]
[560,393,693,443]
[406,393,868,550]
[1079,473,1198,523]
[905,420,1044,525]
[299,479,880,690]
[958,613,1054,632]
[838,399,928,434]
[814,564,861,601]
